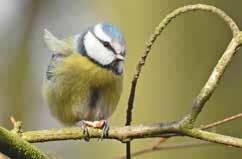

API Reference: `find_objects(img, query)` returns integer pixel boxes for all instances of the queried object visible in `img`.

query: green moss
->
[0,127,48,159]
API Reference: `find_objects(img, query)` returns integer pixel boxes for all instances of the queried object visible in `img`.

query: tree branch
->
[182,128,242,147]
[125,3,240,127]
[0,127,48,159]
[239,31,242,44]
[15,122,242,149]
[201,113,242,129]
[21,122,179,143]
[117,141,211,159]
[186,37,241,124]
[125,4,241,158]
[119,112,242,158]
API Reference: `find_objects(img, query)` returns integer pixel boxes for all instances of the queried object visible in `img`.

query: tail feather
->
[44,29,71,55]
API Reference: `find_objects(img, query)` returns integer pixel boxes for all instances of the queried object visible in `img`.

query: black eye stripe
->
[104,41,109,47]
[103,41,117,54]
[90,31,117,55]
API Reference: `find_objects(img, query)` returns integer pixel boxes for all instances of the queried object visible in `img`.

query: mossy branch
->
[0,127,48,159]
[19,122,242,148]
[0,4,242,159]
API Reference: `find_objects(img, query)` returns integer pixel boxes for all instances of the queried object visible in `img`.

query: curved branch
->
[125,3,240,127]
[186,37,240,124]
[125,4,241,158]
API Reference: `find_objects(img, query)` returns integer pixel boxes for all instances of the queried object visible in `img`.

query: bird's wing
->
[44,29,72,55]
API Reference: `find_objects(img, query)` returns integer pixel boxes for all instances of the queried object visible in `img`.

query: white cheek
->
[84,32,115,66]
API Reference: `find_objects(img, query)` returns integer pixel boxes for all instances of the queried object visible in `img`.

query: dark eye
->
[103,41,110,47]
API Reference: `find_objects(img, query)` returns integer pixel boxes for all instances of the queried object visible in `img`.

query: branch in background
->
[187,37,240,124]
[125,3,240,128]
[117,141,211,159]
[201,113,242,130]
[125,4,241,158]
[119,112,242,158]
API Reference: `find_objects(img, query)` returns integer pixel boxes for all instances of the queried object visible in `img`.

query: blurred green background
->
[0,0,242,158]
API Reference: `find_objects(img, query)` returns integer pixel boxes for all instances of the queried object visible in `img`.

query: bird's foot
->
[76,120,90,141]
[77,120,109,140]
[101,120,109,139]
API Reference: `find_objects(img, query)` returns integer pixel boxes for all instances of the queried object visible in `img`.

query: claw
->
[76,120,110,140]
[76,121,90,141]
[101,120,109,139]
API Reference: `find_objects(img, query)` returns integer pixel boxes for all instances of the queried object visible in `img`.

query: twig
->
[239,31,242,43]
[201,113,242,130]
[150,138,168,148]
[186,37,240,124]
[117,141,211,159]
[125,4,241,158]
[10,116,22,135]
[16,123,242,148]
[125,3,240,128]
[124,112,242,158]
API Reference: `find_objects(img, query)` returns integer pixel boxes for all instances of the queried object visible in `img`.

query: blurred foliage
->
[0,0,242,158]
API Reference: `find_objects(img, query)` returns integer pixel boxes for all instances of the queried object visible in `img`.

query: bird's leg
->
[80,120,109,139]
[76,120,90,141]
[101,120,109,138]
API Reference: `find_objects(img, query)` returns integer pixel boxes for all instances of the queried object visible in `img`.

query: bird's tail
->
[44,29,71,55]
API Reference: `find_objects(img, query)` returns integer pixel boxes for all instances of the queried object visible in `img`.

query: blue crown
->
[101,22,125,46]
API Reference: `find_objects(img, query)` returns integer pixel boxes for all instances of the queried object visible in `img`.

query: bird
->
[42,22,126,138]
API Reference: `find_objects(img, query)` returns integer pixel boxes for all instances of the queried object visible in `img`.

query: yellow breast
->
[43,53,123,124]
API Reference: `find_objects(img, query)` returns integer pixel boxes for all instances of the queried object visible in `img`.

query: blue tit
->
[42,22,126,137]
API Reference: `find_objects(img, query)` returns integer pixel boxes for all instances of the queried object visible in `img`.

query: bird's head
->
[75,22,126,75]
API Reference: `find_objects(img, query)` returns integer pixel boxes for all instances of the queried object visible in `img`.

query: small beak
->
[115,54,124,61]
[111,55,124,75]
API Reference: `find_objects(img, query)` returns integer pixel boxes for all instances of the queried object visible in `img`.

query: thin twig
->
[239,31,242,44]
[201,113,242,130]
[125,4,241,158]
[124,112,242,158]
[125,3,240,128]
[10,116,22,135]
[150,138,168,148]
[187,37,240,124]
[117,141,211,159]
